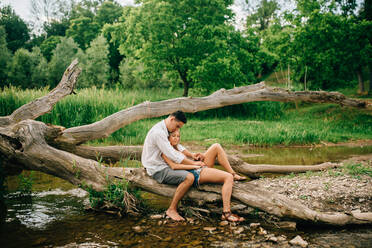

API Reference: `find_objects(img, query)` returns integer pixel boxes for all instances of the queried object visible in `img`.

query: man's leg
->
[166,173,194,221]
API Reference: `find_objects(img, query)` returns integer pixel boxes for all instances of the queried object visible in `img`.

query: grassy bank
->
[1,86,371,146]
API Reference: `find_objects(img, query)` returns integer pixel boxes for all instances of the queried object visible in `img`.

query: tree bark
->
[1,60,371,226]
[357,68,365,94]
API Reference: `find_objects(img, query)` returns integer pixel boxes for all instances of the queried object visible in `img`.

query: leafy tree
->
[40,35,62,61]
[245,0,279,31]
[94,0,123,27]
[48,37,82,87]
[115,0,263,96]
[7,47,48,88]
[66,17,100,49]
[43,18,70,37]
[79,35,110,87]
[0,26,11,86]
[0,5,30,53]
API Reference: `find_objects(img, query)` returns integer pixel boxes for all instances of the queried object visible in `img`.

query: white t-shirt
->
[141,120,185,176]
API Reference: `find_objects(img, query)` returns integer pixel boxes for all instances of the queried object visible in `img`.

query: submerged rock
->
[290,235,308,247]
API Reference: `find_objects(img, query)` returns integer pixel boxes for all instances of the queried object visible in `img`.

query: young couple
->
[141,111,246,222]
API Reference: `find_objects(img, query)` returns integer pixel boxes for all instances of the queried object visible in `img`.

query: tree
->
[7,47,48,88]
[245,0,279,31]
[48,37,82,87]
[115,0,263,96]
[0,5,30,53]
[0,26,11,86]
[66,16,100,49]
[40,35,62,61]
[94,0,123,27]
[79,35,110,87]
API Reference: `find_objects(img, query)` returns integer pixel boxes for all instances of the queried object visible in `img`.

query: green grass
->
[1,86,371,146]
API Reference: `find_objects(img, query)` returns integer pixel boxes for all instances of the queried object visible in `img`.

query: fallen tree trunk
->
[71,145,340,178]
[1,60,371,226]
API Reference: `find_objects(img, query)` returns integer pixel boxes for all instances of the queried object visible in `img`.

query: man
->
[141,111,204,221]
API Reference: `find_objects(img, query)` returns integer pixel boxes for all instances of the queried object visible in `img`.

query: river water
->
[1,145,372,247]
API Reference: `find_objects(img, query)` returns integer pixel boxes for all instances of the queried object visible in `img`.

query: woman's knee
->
[211,143,222,151]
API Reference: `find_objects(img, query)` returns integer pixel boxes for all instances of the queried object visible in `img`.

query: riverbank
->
[252,154,372,214]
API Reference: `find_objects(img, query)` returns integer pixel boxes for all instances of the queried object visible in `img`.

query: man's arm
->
[162,154,202,170]
[182,149,205,161]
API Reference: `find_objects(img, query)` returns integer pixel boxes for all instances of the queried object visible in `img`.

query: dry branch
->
[55,83,367,145]
[0,60,81,127]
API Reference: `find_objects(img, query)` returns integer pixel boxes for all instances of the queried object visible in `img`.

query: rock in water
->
[289,235,308,247]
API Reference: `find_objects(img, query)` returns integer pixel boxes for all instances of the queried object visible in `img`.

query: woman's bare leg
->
[203,143,234,173]
[199,168,233,212]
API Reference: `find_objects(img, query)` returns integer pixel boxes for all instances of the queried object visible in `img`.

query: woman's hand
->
[192,152,205,161]
[194,161,206,167]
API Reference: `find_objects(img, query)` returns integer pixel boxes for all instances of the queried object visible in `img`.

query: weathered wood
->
[54,83,367,145]
[68,145,340,178]
[0,60,81,127]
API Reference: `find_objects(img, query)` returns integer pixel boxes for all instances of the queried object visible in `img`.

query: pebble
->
[150,214,163,219]
[203,227,217,232]
[220,221,229,226]
[257,227,267,235]
[132,226,144,233]
[250,222,261,228]
[233,227,245,235]
[289,235,308,247]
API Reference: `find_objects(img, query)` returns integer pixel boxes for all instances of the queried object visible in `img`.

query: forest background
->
[0,0,371,146]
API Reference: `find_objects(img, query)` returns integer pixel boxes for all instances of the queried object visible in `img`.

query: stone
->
[132,226,144,233]
[219,220,229,226]
[257,227,267,235]
[203,227,217,232]
[269,236,278,242]
[289,235,308,247]
[277,221,297,231]
[233,227,245,235]
[250,222,261,228]
[150,214,163,219]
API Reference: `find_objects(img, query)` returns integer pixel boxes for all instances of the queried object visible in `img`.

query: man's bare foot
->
[166,209,185,221]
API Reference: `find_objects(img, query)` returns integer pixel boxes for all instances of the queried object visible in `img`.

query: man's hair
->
[170,111,187,124]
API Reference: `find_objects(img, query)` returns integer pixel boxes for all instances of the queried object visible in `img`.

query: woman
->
[161,130,246,222]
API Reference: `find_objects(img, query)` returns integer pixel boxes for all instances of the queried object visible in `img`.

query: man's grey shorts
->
[152,167,189,185]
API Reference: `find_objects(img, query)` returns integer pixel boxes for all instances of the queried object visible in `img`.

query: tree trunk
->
[369,64,372,93]
[1,60,371,226]
[357,68,365,94]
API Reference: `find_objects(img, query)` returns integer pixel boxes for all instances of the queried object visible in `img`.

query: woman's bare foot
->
[232,172,247,181]
[166,209,185,221]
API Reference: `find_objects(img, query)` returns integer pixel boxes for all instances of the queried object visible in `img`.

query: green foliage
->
[40,36,62,61]
[0,26,11,85]
[246,0,279,31]
[78,35,110,87]
[84,179,142,213]
[48,37,82,87]
[342,163,372,178]
[94,0,123,27]
[17,172,34,195]
[0,5,30,53]
[66,16,100,50]
[7,47,48,88]
[114,0,263,96]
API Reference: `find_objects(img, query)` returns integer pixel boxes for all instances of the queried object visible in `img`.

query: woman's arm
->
[162,154,203,170]
[182,149,205,161]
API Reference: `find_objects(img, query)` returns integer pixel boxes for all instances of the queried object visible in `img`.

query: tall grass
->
[1,86,371,146]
